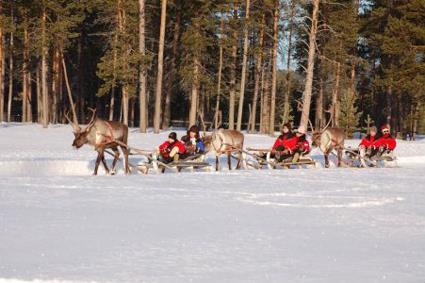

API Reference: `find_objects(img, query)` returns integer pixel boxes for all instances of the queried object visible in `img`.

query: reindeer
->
[65,109,130,175]
[205,129,245,171]
[310,119,345,168]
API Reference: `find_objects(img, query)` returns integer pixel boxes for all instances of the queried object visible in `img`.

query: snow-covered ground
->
[1,123,425,283]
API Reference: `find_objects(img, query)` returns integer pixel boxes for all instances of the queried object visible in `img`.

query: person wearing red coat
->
[295,126,310,154]
[359,126,378,149]
[373,124,396,152]
[358,126,378,167]
[291,126,310,162]
[271,123,298,161]
[158,132,186,163]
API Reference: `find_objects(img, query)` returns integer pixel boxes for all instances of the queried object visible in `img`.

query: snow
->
[1,123,425,282]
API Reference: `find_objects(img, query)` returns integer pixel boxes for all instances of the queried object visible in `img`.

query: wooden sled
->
[138,153,212,174]
[344,147,398,168]
[245,147,316,170]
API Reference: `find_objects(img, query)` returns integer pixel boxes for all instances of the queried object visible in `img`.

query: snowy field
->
[1,123,425,283]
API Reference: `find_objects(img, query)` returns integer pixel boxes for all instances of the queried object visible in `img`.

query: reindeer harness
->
[95,121,115,147]
[320,129,340,153]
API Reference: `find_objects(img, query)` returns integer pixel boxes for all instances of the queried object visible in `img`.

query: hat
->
[381,124,390,133]
[168,132,177,141]
[297,126,307,134]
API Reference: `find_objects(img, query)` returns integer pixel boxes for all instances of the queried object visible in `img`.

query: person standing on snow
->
[157,132,186,163]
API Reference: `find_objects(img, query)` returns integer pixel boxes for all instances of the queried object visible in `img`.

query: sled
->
[344,147,398,168]
[245,147,316,170]
[137,153,212,174]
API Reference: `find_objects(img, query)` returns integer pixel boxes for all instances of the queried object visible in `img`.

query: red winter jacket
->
[373,134,396,150]
[272,134,298,152]
[159,140,186,158]
[297,139,310,153]
[359,134,377,148]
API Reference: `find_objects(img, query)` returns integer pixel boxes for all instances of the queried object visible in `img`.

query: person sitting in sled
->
[181,125,205,156]
[270,123,298,162]
[372,124,396,157]
[292,126,310,162]
[358,126,378,166]
[157,132,186,163]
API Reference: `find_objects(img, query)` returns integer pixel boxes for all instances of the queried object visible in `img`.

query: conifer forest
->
[0,0,424,136]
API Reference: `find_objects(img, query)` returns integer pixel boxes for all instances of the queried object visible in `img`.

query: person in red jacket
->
[295,126,310,154]
[292,126,310,162]
[271,123,298,161]
[157,132,186,163]
[373,124,396,155]
[358,126,378,167]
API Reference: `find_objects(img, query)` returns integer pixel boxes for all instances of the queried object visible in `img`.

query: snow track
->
[1,124,425,282]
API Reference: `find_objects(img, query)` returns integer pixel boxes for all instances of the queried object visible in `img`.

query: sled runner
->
[245,147,316,169]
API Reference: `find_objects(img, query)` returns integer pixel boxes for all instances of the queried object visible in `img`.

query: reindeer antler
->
[86,108,97,128]
[65,110,81,133]
[322,118,332,132]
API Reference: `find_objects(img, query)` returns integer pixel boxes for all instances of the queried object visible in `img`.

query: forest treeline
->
[0,0,424,136]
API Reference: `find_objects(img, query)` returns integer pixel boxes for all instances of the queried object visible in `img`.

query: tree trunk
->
[261,50,272,134]
[163,0,180,129]
[41,8,49,128]
[331,61,341,127]
[189,58,199,126]
[51,47,61,124]
[269,3,279,136]
[412,103,419,140]
[228,1,239,130]
[76,35,85,123]
[214,16,225,130]
[189,20,200,127]
[0,1,4,122]
[27,72,32,122]
[236,0,250,131]
[109,28,118,121]
[117,0,130,125]
[153,0,167,133]
[259,57,266,133]
[283,1,295,124]
[249,14,265,133]
[299,0,319,130]
[62,58,78,124]
[139,0,147,132]
[315,75,324,129]
[7,21,13,122]
[36,63,42,123]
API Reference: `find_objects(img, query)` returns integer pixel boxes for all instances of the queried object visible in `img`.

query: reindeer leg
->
[111,147,120,175]
[324,152,330,168]
[100,149,110,174]
[94,150,103,175]
[227,152,232,170]
[216,155,219,171]
[337,147,343,167]
[236,150,242,169]
[121,146,130,174]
